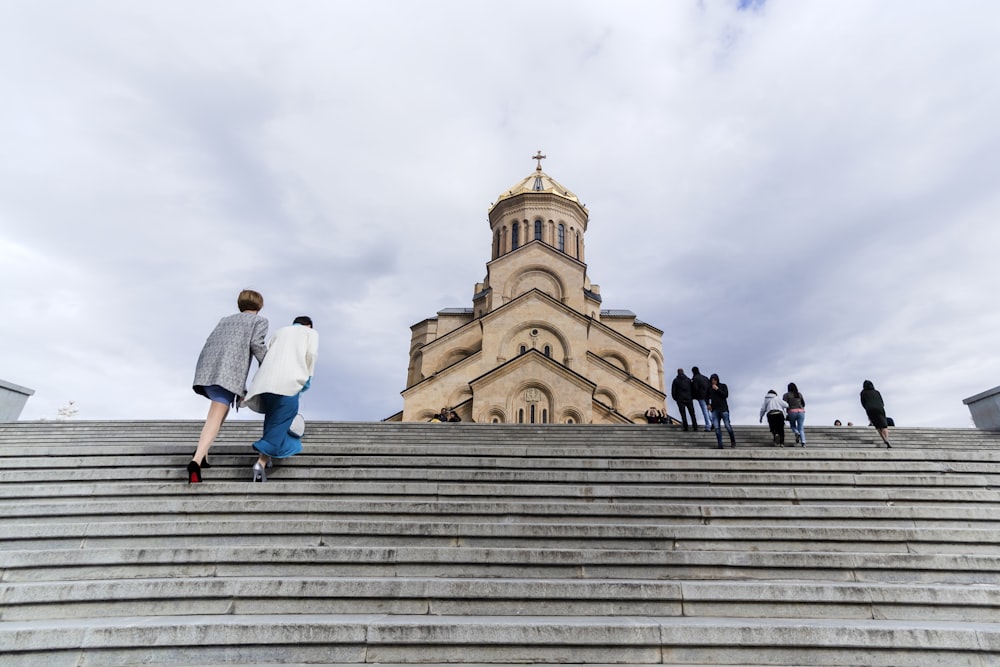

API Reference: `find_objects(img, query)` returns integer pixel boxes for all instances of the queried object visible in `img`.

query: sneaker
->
[794,433,800,445]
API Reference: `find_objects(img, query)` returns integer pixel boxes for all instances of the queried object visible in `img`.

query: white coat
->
[243,324,319,413]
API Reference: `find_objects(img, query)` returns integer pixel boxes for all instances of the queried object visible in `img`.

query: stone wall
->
[963,385,1000,430]
[0,379,34,422]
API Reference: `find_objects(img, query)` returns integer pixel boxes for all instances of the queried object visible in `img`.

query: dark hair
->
[293,315,313,327]
[787,381,803,402]
[692,366,700,375]
[863,380,875,390]
[710,373,719,382]
[677,368,684,374]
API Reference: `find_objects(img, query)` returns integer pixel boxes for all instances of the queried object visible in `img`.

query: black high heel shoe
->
[187,460,202,484]
[201,456,212,469]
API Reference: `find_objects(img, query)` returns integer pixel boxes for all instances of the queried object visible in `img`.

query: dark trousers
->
[766,411,785,445]
[676,399,698,430]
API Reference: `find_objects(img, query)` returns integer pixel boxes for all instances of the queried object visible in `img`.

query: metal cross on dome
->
[532,150,546,171]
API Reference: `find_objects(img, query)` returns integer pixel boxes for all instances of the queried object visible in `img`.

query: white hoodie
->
[759,391,788,421]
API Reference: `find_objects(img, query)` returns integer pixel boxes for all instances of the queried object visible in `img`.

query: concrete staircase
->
[2,420,1000,666]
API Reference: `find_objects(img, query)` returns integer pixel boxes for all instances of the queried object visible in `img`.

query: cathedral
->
[390,153,666,424]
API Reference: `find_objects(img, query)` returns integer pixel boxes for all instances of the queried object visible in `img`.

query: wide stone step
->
[5,481,1000,507]
[4,421,999,449]
[2,577,997,622]
[12,452,1000,473]
[2,615,998,666]
[5,546,1000,585]
[3,465,998,491]
[4,498,999,527]
[3,519,997,553]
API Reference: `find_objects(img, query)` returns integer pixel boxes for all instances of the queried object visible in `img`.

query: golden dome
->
[489,151,586,213]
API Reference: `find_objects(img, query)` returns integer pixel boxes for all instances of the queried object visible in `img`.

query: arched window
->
[543,345,551,357]
[519,345,527,354]
[542,409,548,424]
[566,417,575,424]
[512,223,519,250]
[575,232,580,258]
[557,224,565,252]
[494,230,501,258]
[530,404,536,424]
[534,220,542,241]
[518,408,525,423]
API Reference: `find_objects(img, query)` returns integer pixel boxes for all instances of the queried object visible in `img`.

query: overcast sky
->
[2,0,998,428]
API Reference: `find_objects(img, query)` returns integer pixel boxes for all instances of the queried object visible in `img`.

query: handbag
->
[289,414,305,438]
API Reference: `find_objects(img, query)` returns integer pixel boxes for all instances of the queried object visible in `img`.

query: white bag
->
[289,413,305,438]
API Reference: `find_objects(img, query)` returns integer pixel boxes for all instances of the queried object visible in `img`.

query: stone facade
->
[393,157,666,424]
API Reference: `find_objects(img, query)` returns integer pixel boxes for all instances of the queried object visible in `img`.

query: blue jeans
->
[252,393,303,459]
[788,411,806,444]
[697,400,711,430]
[711,410,735,447]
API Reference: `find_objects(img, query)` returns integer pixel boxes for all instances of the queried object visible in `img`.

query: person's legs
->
[721,411,735,446]
[252,393,303,481]
[676,402,689,431]
[798,412,806,445]
[711,410,723,448]
[789,412,804,445]
[697,400,711,431]
[767,412,784,446]
[193,400,229,465]
[683,401,698,430]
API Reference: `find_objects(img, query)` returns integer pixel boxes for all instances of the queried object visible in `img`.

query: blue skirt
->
[251,393,303,459]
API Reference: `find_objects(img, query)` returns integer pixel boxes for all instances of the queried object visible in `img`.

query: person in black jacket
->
[860,380,891,448]
[691,367,712,432]
[706,373,736,449]
[671,368,698,432]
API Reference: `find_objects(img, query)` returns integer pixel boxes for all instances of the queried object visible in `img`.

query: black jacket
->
[691,373,710,400]
[707,383,730,413]
[671,374,693,402]
[860,382,884,413]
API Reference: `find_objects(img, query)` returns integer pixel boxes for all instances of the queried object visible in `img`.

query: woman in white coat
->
[242,316,319,481]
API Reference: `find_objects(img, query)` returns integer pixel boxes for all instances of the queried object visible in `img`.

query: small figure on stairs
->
[783,382,807,446]
[671,368,698,432]
[860,380,892,448]
[759,390,788,447]
[691,367,713,432]
[707,373,736,449]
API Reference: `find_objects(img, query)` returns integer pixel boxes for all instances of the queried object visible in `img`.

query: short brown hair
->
[237,289,264,312]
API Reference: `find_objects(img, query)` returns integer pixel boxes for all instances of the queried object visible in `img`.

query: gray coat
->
[193,312,268,399]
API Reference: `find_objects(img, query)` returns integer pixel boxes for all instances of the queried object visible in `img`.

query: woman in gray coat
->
[188,289,268,482]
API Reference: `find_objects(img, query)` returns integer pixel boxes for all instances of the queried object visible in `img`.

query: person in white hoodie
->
[242,316,319,481]
[759,389,788,447]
